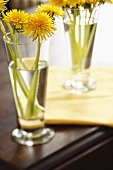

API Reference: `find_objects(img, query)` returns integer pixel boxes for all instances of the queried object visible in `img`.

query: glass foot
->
[64,78,96,94]
[12,128,55,146]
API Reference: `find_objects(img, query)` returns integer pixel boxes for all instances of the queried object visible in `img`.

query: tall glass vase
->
[3,32,55,146]
[63,6,100,94]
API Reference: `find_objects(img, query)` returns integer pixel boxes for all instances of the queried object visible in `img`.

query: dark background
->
[6,0,48,10]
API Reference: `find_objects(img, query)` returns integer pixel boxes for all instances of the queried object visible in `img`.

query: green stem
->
[1,20,30,118]
[12,33,25,117]
[0,21,16,61]
[25,70,40,118]
[66,8,72,22]
[32,41,41,69]
[13,70,24,117]
[83,24,96,58]
[16,72,29,98]
[26,40,41,118]
[70,23,82,73]
[14,32,18,66]
[6,23,28,70]
[69,8,84,73]
[88,7,95,25]
[5,23,29,97]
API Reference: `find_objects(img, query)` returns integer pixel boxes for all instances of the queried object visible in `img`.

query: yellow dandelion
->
[65,0,77,7]
[36,4,65,17]
[3,9,29,30]
[76,0,86,5]
[48,0,67,7]
[86,0,104,4]
[23,12,56,41]
[0,0,9,11]
[65,0,85,7]
[108,0,113,3]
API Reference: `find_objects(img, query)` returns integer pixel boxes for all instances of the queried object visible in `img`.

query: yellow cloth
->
[45,67,113,127]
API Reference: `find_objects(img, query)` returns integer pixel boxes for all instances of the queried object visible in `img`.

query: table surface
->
[0,3,113,170]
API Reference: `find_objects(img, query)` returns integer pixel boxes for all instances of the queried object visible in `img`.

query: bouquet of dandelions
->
[0,0,64,123]
[48,0,113,73]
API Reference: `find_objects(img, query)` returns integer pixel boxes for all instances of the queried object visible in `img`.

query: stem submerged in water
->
[3,27,42,119]
[26,41,41,118]
[68,7,97,74]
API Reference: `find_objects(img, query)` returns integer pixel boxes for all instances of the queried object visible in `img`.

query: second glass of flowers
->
[63,5,100,94]
[48,0,101,94]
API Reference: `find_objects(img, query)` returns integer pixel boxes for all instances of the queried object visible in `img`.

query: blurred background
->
[7,0,48,9]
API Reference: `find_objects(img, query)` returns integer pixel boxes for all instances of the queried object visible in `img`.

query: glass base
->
[64,78,96,94]
[12,128,55,146]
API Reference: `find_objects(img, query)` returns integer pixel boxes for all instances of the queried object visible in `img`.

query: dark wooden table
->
[1,6,113,170]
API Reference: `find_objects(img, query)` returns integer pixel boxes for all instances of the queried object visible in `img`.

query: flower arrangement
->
[0,0,64,124]
[48,0,113,72]
[48,0,113,9]
[48,0,113,94]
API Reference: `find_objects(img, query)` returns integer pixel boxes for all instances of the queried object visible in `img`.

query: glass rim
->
[3,32,45,45]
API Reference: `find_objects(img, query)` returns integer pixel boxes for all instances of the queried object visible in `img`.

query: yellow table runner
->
[45,67,113,127]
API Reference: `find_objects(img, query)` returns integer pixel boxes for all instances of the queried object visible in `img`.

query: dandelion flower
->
[0,0,9,11]
[65,0,85,7]
[23,12,56,41]
[3,9,29,31]
[48,0,67,7]
[87,0,105,4]
[37,4,65,17]
[65,0,77,7]
[109,0,113,3]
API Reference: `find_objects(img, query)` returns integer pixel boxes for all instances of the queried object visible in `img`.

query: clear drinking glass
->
[63,6,100,94]
[3,32,55,146]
